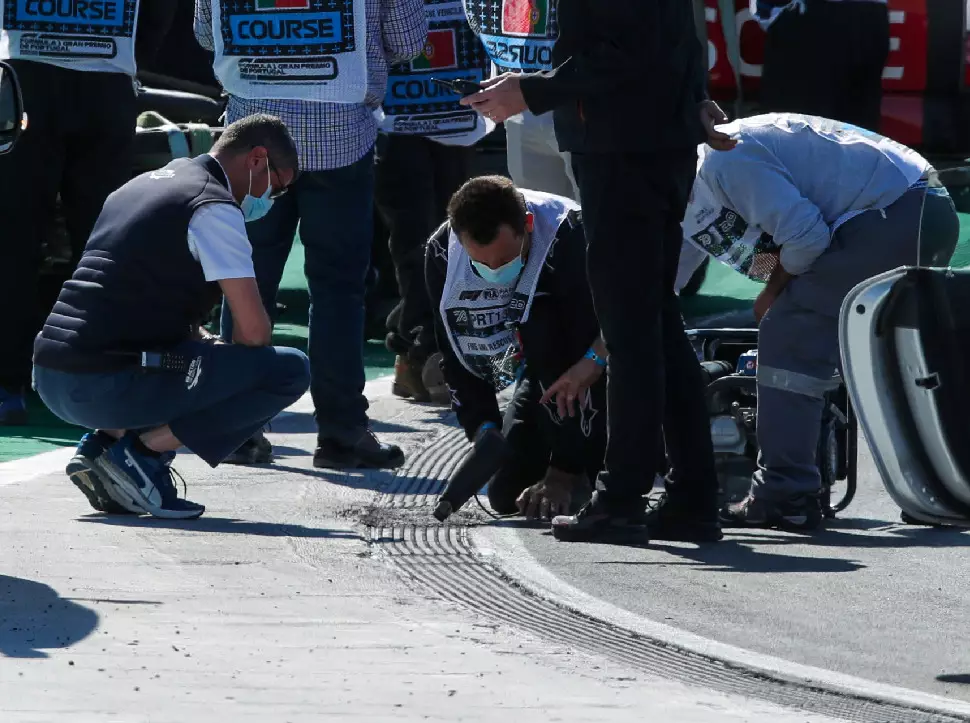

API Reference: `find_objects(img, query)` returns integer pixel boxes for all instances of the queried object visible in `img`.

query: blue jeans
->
[34,342,310,467]
[221,150,374,440]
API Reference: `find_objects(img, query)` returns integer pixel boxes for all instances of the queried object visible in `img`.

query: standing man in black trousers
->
[461,0,735,544]
[0,0,175,425]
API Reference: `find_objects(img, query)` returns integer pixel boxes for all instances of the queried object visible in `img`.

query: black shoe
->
[551,490,649,543]
[719,493,823,532]
[314,430,405,470]
[645,493,722,543]
[224,431,273,465]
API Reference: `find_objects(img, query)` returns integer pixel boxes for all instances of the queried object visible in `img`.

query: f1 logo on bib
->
[411,29,457,71]
[255,0,310,8]
[501,0,548,38]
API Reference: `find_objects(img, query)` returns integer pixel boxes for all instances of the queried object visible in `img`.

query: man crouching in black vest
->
[32,114,309,521]
[426,176,607,519]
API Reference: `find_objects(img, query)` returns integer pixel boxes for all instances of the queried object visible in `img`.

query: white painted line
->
[0,375,394,488]
[475,525,970,718]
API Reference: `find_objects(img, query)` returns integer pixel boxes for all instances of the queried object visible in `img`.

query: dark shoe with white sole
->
[66,432,140,515]
[94,433,205,520]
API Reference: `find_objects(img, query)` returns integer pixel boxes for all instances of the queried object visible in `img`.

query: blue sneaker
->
[65,432,142,515]
[0,387,28,426]
[94,433,205,520]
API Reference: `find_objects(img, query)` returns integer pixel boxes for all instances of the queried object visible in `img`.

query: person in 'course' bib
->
[376,0,496,404]
[0,0,175,426]
[195,0,428,469]
[461,0,577,200]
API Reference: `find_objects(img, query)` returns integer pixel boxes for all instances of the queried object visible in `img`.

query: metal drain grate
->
[368,427,970,723]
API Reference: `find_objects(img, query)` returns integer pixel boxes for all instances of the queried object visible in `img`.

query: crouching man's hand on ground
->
[516,467,585,520]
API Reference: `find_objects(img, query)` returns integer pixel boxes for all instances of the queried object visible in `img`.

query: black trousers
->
[0,60,137,391]
[760,0,890,132]
[572,151,719,515]
[375,134,473,365]
[487,376,608,515]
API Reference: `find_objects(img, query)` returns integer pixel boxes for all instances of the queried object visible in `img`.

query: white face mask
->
[240,164,274,223]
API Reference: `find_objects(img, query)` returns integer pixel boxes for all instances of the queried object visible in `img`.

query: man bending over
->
[683,113,959,530]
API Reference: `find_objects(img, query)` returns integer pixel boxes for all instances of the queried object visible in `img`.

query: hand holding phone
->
[430,78,483,96]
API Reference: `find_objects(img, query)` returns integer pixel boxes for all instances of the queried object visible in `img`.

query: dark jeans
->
[33,342,310,467]
[572,151,718,515]
[760,0,890,132]
[375,134,473,365]
[220,151,375,440]
[487,375,607,515]
[0,60,137,391]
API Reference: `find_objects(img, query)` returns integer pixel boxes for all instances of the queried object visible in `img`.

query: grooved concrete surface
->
[0,383,845,723]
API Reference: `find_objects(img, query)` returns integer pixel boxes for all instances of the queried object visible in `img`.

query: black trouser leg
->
[0,61,67,391]
[0,63,135,392]
[573,151,718,515]
[375,135,472,365]
[61,70,138,262]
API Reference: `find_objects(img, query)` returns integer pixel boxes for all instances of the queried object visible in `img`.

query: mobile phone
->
[430,78,483,96]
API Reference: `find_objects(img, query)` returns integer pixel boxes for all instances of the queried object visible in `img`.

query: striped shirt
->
[194,0,427,171]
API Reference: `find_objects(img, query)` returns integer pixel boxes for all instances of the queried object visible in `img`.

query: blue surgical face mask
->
[240,165,274,223]
[470,234,527,286]
[472,256,524,286]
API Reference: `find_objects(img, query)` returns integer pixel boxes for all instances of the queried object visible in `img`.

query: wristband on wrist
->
[476,422,498,441]
[584,348,607,367]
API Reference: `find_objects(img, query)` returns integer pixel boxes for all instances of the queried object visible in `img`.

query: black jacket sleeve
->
[424,225,503,442]
[520,213,603,474]
[520,0,706,116]
[520,0,660,114]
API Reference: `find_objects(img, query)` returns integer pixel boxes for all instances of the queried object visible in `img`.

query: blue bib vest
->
[33,155,238,373]
[380,0,493,145]
[462,0,557,76]
[0,0,141,74]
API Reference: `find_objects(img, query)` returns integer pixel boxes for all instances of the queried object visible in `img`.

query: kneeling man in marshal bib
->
[425,175,607,519]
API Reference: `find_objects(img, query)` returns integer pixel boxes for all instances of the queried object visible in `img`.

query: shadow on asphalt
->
[270,411,421,436]
[76,515,360,538]
[598,542,866,574]
[265,463,397,492]
[578,519,970,574]
[0,575,99,659]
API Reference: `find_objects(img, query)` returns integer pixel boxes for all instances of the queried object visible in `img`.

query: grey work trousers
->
[752,186,960,501]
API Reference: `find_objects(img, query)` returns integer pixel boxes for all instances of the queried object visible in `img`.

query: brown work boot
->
[392,354,431,402]
[421,353,451,406]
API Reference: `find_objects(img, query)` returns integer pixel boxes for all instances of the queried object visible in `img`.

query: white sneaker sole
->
[93,455,204,520]
[67,456,146,515]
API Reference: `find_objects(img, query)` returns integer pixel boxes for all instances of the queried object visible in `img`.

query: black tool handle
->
[433,428,511,521]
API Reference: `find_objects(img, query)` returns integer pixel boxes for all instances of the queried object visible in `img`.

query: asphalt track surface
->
[512,437,970,703]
